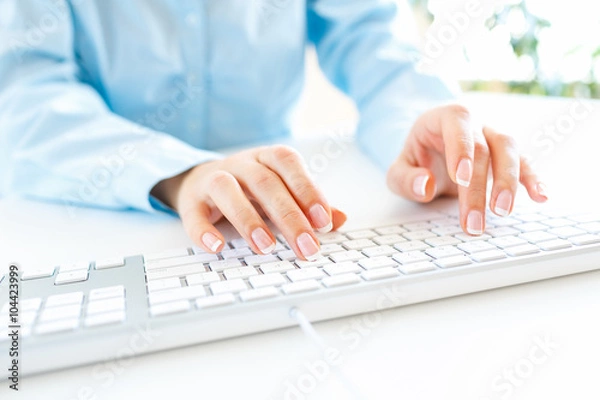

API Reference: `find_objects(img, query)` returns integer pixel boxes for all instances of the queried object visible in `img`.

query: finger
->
[484,127,520,216]
[331,208,347,231]
[519,156,548,203]
[386,153,437,202]
[425,105,476,187]
[458,132,490,235]
[207,171,277,255]
[257,145,333,233]
[179,201,226,253]
[237,164,321,261]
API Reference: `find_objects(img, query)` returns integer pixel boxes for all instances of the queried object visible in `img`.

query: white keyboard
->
[2,205,600,377]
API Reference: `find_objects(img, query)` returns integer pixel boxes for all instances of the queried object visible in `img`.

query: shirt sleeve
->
[307,0,458,170]
[0,0,219,213]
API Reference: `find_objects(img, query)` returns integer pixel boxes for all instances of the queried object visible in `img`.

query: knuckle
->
[271,144,301,165]
[473,140,490,158]
[279,207,306,226]
[232,206,258,225]
[446,103,471,119]
[495,133,518,151]
[251,169,277,192]
[207,170,235,191]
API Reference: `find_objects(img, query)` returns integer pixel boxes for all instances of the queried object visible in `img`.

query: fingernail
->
[494,190,512,217]
[251,227,275,254]
[309,204,332,233]
[466,210,484,235]
[296,232,321,261]
[202,232,223,253]
[413,175,429,198]
[456,158,473,187]
[537,182,548,200]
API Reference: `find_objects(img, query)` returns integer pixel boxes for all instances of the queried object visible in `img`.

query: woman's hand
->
[386,104,548,235]
[151,145,347,260]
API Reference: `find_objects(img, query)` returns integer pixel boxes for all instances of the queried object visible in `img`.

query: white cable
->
[289,307,366,400]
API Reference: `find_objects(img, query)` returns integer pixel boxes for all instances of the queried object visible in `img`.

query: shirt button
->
[185,13,199,26]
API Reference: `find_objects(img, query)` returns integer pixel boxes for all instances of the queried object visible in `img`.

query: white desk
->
[1,93,599,399]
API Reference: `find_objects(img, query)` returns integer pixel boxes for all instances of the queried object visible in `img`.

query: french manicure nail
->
[296,232,321,261]
[537,182,548,200]
[413,175,429,198]
[202,232,223,253]
[494,190,512,217]
[251,227,275,254]
[466,210,483,235]
[309,204,332,233]
[456,158,473,187]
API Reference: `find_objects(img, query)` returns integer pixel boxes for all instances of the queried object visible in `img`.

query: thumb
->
[386,154,437,203]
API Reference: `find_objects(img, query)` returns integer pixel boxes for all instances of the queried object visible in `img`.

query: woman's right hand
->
[151,145,347,261]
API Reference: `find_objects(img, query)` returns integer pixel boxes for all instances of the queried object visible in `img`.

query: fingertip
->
[201,231,224,253]
[331,208,348,231]
[412,172,437,202]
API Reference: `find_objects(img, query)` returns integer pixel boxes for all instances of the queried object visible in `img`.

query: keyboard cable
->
[289,307,367,400]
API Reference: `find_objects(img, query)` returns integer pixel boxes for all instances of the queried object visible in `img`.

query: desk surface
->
[1,93,599,400]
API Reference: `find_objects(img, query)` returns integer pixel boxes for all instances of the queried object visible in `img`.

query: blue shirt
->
[0,0,454,212]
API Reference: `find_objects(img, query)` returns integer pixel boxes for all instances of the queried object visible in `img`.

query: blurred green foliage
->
[408,0,600,98]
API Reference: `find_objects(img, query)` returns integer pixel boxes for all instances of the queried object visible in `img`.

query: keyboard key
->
[425,246,464,259]
[569,213,600,223]
[39,304,82,323]
[504,244,540,256]
[46,292,84,308]
[150,301,190,317]
[454,233,492,242]
[537,239,572,251]
[519,231,557,243]
[186,271,221,286]
[195,293,236,309]
[295,257,330,269]
[540,218,573,228]
[425,236,462,246]
[221,247,254,259]
[342,239,375,250]
[431,225,463,236]
[488,217,520,227]
[548,226,587,239]
[513,222,547,233]
[244,254,279,266]
[374,226,407,235]
[36,319,79,335]
[208,259,243,272]
[230,238,249,248]
[55,270,89,285]
[147,278,181,292]
[239,287,279,302]
[403,222,435,231]
[94,257,125,270]
[346,230,377,239]
[146,264,206,280]
[260,260,295,274]
[20,298,42,312]
[84,311,126,328]
[434,255,472,268]
[394,240,430,252]
[470,250,506,262]
[329,250,364,263]
[486,227,521,237]
[358,256,397,270]
[287,268,325,282]
[58,262,90,273]
[145,253,218,270]
[282,280,321,295]
[515,213,545,222]
[319,243,345,255]
[323,262,362,276]
[393,251,432,264]
[148,286,206,306]
[361,267,400,281]
[144,248,189,262]
[372,234,406,245]
[87,297,126,314]
[569,234,600,246]
[249,273,287,288]
[488,236,528,249]
[457,241,497,254]
[362,245,396,258]
[316,231,347,244]
[276,249,297,260]
[578,222,600,233]
[210,279,248,295]
[89,285,125,301]
[430,217,460,227]
[223,266,259,280]
[22,268,55,281]
[322,273,361,288]
[403,230,437,241]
